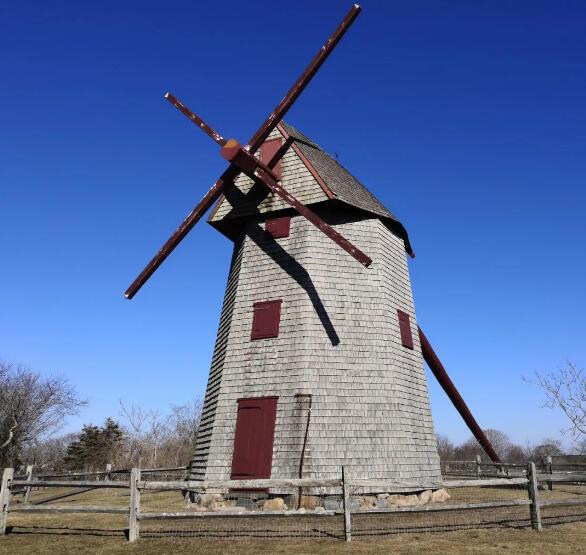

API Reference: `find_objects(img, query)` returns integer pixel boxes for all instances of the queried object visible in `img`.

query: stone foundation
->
[187,488,451,513]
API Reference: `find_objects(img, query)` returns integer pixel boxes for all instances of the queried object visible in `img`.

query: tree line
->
[436,430,572,463]
[1,359,584,471]
[1,361,202,471]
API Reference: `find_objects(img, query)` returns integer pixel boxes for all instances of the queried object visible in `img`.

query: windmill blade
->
[221,140,372,267]
[165,93,227,147]
[124,4,362,299]
[246,4,361,151]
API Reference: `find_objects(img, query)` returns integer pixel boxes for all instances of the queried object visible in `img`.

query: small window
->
[397,309,414,349]
[266,216,290,239]
[260,138,282,179]
[252,300,283,340]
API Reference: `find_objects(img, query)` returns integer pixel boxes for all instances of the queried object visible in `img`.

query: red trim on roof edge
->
[277,123,335,200]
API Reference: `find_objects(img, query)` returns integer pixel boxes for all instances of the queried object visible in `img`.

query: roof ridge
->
[280,121,414,257]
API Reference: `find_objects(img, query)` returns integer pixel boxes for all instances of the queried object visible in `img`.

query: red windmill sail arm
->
[124,5,362,299]
[246,4,362,152]
[417,326,502,464]
[221,140,372,267]
[165,93,227,147]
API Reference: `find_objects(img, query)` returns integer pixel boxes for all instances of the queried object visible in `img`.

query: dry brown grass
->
[1,484,585,554]
[1,521,585,554]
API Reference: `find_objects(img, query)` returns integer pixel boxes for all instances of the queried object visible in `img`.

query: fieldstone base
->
[186,489,451,513]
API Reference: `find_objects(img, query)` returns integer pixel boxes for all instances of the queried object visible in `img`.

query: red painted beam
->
[124,5,362,299]
[246,4,362,152]
[417,327,502,464]
[165,93,227,147]
[221,140,372,267]
[220,139,279,183]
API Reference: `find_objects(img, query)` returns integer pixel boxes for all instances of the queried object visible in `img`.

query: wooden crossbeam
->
[124,4,362,299]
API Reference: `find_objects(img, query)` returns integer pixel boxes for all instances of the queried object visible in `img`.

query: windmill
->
[125,5,500,493]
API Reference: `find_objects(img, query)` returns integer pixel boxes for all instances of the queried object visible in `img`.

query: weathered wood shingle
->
[191,125,441,490]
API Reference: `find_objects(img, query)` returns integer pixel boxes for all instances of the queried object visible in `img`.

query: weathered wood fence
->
[2,463,586,542]
[441,456,586,481]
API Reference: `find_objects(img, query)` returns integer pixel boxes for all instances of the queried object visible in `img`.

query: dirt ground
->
[1,485,585,554]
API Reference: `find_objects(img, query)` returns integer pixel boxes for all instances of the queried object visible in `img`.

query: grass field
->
[1,484,585,554]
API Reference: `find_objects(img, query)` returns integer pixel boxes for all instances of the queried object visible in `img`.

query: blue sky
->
[1,0,585,450]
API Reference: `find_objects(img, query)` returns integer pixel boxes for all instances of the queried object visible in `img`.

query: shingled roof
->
[208,122,414,256]
[278,122,413,256]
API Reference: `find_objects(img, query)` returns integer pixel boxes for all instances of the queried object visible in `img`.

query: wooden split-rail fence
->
[1,463,586,542]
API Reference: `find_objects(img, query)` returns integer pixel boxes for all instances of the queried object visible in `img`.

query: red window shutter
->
[251,300,283,340]
[266,216,291,239]
[231,397,278,480]
[397,309,414,349]
[260,138,282,179]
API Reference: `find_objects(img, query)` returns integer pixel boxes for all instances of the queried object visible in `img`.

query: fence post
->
[546,456,553,491]
[476,455,482,479]
[1,468,14,536]
[104,463,112,496]
[527,462,542,532]
[128,468,141,542]
[23,465,34,504]
[342,466,351,542]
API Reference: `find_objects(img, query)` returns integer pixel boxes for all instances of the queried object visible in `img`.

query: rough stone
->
[431,488,451,503]
[375,497,391,509]
[200,493,223,509]
[314,506,325,513]
[387,494,421,507]
[358,495,377,510]
[263,498,287,511]
[323,498,341,511]
[299,495,320,510]
[418,490,433,505]
[282,494,299,510]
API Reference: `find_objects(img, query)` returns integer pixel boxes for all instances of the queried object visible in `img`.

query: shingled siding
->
[209,127,329,221]
[190,237,245,481]
[195,212,442,491]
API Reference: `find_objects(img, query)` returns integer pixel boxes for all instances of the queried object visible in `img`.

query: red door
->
[231,397,278,480]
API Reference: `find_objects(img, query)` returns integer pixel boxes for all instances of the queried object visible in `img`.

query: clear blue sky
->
[1,1,585,449]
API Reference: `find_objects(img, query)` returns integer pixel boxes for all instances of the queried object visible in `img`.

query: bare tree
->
[119,400,149,467]
[118,398,202,468]
[453,429,518,462]
[524,362,585,440]
[436,434,455,460]
[0,361,86,467]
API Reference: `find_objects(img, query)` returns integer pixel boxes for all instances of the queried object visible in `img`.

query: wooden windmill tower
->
[126,5,501,491]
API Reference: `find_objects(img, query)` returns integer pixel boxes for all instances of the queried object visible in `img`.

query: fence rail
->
[2,462,586,542]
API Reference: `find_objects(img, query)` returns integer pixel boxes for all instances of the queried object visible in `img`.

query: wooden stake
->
[546,456,553,491]
[476,455,482,479]
[1,468,14,536]
[23,465,33,504]
[104,463,112,497]
[527,462,542,532]
[128,468,141,542]
[342,466,351,542]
